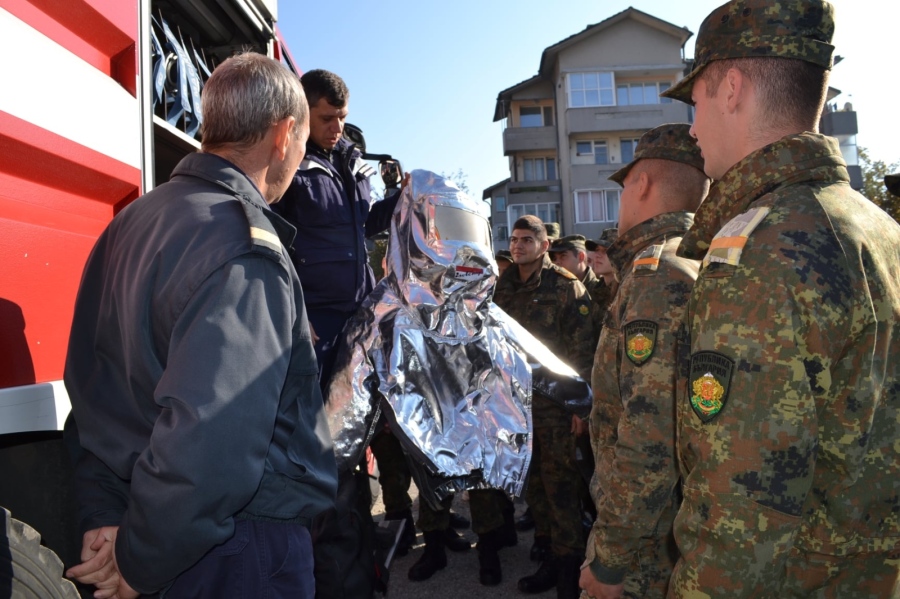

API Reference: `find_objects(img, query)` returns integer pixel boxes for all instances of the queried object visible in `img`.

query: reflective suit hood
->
[383,171,496,337]
[325,171,590,508]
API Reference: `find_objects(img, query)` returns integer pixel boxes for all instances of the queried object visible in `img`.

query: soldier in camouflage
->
[491,215,595,598]
[549,234,612,346]
[661,0,900,596]
[544,222,562,241]
[579,124,709,599]
[585,229,618,290]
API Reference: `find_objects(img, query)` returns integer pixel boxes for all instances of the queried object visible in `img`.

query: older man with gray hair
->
[64,53,337,598]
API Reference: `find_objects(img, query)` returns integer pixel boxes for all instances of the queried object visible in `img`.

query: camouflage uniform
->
[585,211,697,599]
[669,132,900,598]
[581,267,612,347]
[491,254,594,557]
[369,429,412,515]
[660,1,900,596]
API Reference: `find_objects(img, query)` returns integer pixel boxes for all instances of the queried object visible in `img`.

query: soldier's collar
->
[678,132,847,260]
[608,211,694,274]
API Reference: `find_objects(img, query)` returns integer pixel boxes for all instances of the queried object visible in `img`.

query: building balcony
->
[820,110,858,137]
[507,179,562,205]
[503,126,557,155]
[565,103,691,135]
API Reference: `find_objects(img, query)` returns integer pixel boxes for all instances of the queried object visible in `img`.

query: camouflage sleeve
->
[560,278,597,381]
[590,280,613,344]
[673,207,852,596]
[586,256,693,582]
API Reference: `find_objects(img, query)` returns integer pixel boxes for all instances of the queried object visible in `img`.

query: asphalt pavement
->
[372,484,557,598]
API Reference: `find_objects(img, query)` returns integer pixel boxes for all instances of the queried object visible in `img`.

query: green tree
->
[859,147,900,222]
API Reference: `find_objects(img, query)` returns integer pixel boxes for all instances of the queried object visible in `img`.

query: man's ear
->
[724,67,744,113]
[637,170,650,200]
[272,116,296,160]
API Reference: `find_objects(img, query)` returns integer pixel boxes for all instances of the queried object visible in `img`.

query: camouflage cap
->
[548,234,587,254]
[495,249,514,263]
[609,124,705,185]
[886,174,900,197]
[597,227,618,249]
[544,222,561,240]
[586,228,618,252]
[662,0,836,105]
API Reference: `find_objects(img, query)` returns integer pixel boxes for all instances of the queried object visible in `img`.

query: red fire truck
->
[0,0,299,593]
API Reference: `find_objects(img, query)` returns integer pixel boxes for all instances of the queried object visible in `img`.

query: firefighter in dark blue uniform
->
[273,68,405,599]
[63,54,337,599]
[273,70,400,388]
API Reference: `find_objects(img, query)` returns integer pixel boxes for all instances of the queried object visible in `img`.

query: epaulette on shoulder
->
[352,159,376,178]
[633,243,664,274]
[703,206,770,267]
[550,263,578,280]
[298,158,330,174]
[236,196,287,259]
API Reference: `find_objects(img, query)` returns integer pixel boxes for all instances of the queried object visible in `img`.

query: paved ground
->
[372,484,557,598]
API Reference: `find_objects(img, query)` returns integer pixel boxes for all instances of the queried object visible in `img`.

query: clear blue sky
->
[278,0,898,198]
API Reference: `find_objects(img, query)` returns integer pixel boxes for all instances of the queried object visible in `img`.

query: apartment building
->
[486,8,694,249]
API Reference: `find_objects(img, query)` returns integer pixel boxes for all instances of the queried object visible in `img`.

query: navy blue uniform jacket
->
[273,139,399,313]
[64,152,338,594]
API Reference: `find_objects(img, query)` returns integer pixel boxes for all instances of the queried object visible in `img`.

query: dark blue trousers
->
[163,519,314,599]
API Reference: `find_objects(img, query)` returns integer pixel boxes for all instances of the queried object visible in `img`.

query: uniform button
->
[348,252,353,257]
[300,258,306,264]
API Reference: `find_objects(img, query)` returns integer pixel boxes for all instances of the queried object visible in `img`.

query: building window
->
[543,106,554,126]
[575,189,621,223]
[615,82,674,106]
[519,106,554,127]
[522,158,557,181]
[520,107,543,127]
[496,225,509,241]
[576,140,608,165]
[509,203,561,227]
[568,72,615,108]
[494,196,507,211]
[620,138,641,164]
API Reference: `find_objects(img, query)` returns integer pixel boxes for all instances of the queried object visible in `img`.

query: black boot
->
[529,535,551,562]
[515,506,535,531]
[407,530,447,581]
[500,503,518,547]
[517,556,558,594]
[384,509,416,557]
[449,511,470,529]
[556,555,582,599]
[476,529,503,586]
[443,527,472,552]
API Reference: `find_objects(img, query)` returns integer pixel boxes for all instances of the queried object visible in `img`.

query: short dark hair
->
[512,215,547,243]
[700,57,828,133]
[629,159,709,212]
[300,69,349,108]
